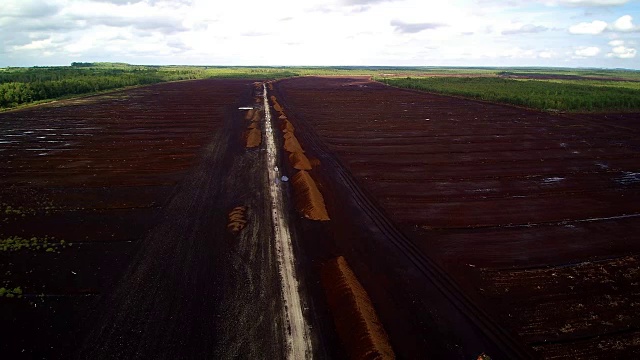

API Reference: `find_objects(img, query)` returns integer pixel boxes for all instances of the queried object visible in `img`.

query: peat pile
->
[322,256,395,360]
[269,94,329,220]
[242,86,264,148]
[289,152,312,171]
[291,171,330,221]
[250,109,262,122]
[281,118,295,132]
[244,108,256,120]
[227,206,247,234]
[283,132,304,153]
[244,128,261,148]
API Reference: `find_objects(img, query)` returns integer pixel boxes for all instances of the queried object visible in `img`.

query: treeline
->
[4,64,639,111]
[379,77,640,112]
[0,67,201,108]
[0,65,297,109]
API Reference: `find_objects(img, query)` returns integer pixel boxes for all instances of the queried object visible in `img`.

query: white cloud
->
[501,23,548,35]
[1,0,639,68]
[479,0,630,6]
[569,15,640,35]
[611,15,639,32]
[569,20,607,34]
[390,20,447,33]
[539,50,555,58]
[2,0,61,18]
[12,38,55,51]
[606,39,637,58]
[609,45,636,58]
[498,47,538,58]
[552,0,629,5]
[574,46,601,57]
[62,1,188,34]
[341,0,400,4]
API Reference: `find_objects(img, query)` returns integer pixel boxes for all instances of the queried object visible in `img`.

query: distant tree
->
[71,62,94,67]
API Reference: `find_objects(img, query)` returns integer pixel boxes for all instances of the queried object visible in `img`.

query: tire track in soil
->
[80,83,286,359]
[274,79,536,359]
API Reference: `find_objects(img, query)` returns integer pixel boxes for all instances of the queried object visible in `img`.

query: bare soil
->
[4,75,638,359]
[0,79,286,358]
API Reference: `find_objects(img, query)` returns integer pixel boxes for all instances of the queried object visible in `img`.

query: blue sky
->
[1,0,639,68]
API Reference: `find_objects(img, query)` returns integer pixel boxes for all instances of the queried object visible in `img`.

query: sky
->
[1,0,639,68]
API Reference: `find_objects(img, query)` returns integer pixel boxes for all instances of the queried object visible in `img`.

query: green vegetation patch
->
[0,235,71,252]
[379,77,640,112]
[2,63,639,111]
[0,286,23,298]
[0,64,297,109]
[3,204,36,217]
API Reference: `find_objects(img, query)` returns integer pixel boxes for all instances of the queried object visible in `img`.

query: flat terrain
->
[275,76,640,358]
[3,75,639,359]
[0,79,286,358]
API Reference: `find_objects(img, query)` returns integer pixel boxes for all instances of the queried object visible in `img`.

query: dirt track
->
[275,76,640,358]
[263,84,312,359]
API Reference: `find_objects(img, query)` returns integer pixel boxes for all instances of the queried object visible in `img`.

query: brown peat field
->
[1,75,639,359]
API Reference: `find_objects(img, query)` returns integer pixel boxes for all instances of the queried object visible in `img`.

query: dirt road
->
[263,84,312,359]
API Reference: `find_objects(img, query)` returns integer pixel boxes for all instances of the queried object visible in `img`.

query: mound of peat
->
[270,96,283,112]
[227,206,247,234]
[291,170,329,220]
[244,128,261,148]
[281,119,295,133]
[244,108,256,120]
[250,109,262,122]
[322,256,395,360]
[289,152,312,171]
[283,133,304,153]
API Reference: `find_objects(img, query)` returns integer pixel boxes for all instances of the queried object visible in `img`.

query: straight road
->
[262,84,313,359]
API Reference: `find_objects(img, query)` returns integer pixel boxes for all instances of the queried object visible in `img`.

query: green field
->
[379,76,640,112]
[2,63,640,111]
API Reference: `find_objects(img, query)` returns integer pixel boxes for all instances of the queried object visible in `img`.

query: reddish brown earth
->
[0,79,288,358]
[4,75,638,359]
[275,76,640,359]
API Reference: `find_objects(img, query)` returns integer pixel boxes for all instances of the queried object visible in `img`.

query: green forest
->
[0,64,296,109]
[379,76,640,112]
[2,63,640,111]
